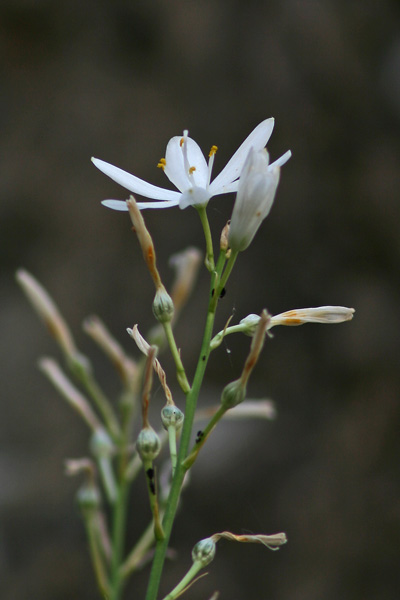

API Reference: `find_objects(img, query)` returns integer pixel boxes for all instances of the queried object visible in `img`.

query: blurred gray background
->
[1,1,400,598]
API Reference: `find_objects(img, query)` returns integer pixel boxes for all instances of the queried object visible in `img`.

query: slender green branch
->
[196,206,215,271]
[108,479,130,600]
[162,321,191,393]
[70,358,121,440]
[120,520,156,578]
[144,251,230,600]
[85,515,111,599]
[183,405,227,469]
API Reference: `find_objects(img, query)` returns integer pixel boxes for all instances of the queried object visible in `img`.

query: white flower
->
[228,148,283,252]
[91,118,291,211]
[240,306,355,334]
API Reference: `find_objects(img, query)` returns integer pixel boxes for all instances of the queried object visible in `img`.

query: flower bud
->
[239,313,261,336]
[161,405,184,432]
[90,428,114,458]
[228,149,280,252]
[220,379,246,409]
[76,482,101,513]
[136,426,161,462]
[192,537,216,567]
[152,286,174,323]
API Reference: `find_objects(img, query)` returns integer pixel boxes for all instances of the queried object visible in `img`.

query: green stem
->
[162,321,191,394]
[161,561,203,600]
[70,359,121,440]
[108,479,130,600]
[120,519,157,577]
[144,253,228,600]
[196,206,215,272]
[85,515,110,599]
[183,404,227,469]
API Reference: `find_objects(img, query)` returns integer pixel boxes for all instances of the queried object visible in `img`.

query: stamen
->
[206,145,218,188]
[180,130,193,185]
[157,158,166,170]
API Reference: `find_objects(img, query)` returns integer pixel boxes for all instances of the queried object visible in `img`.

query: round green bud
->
[152,287,174,323]
[90,428,114,458]
[77,483,101,512]
[192,537,216,567]
[220,379,246,409]
[136,427,161,462]
[161,405,184,432]
[239,313,261,336]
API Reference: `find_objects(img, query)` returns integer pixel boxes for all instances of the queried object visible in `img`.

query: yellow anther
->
[189,166,196,175]
[157,158,166,170]
[180,137,185,147]
[209,145,218,157]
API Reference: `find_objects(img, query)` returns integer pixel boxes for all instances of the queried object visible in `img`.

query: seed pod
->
[192,537,216,567]
[136,426,161,462]
[161,405,184,432]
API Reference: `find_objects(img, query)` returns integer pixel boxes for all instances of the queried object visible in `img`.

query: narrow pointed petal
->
[92,158,180,201]
[102,199,129,211]
[209,118,275,194]
[164,136,208,191]
[269,150,292,169]
[136,199,181,209]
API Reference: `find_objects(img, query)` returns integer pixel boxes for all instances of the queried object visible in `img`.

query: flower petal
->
[101,199,129,211]
[269,150,292,169]
[92,158,180,201]
[164,136,208,191]
[136,199,181,210]
[209,118,275,194]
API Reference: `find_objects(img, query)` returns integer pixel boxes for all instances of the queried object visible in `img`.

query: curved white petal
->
[209,118,275,194]
[92,157,180,201]
[136,199,181,210]
[164,136,208,191]
[269,150,292,169]
[102,199,129,211]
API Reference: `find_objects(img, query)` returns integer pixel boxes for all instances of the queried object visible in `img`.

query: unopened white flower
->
[92,118,290,211]
[240,306,355,334]
[228,147,287,252]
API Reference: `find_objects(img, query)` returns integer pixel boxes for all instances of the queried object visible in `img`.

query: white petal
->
[136,199,180,210]
[269,150,292,169]
[164,136,208,191]
[101,199,129,211]
[209,118,275,194]
[92,157,180,201]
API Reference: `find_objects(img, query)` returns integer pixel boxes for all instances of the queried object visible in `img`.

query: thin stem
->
[120,520,156,578]
[162,321,191,394]
[70,359,121,440]
[144,253,228,600]
[161,561,203,600]
[108,479,130,600]
[196,206,215,272]
[183,405,227,469]
[85,515,111,599]
[167,426,178,476]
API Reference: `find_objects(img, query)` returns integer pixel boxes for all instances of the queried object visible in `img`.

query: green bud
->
[161,405,184,432]
[221,379,246,409]
[239,313,261,336]
[90,428,114,458]
[192,537,216,567]
[136,426,161,462]
[76,483,101,512]
[152,286,174,323]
